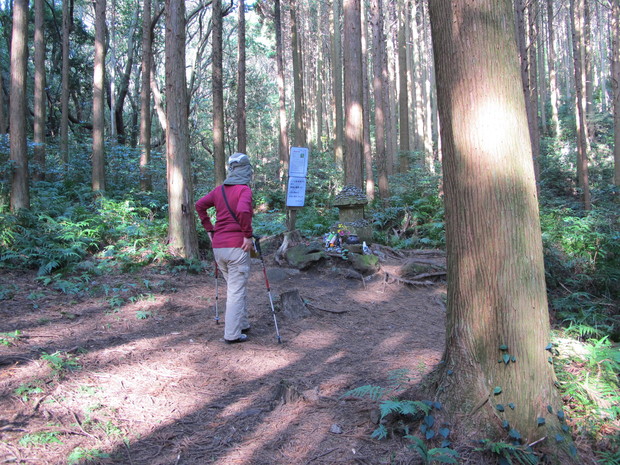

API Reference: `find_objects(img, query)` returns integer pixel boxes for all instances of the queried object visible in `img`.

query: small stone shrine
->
[332,185,372,243]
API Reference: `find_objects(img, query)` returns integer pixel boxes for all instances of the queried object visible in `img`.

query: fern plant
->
[341,369,457,462]
[474,438,539,465]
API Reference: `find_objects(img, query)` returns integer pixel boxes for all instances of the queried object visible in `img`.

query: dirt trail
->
[0,252,446,464]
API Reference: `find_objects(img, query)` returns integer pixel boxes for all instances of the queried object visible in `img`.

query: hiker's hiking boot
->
[224,334,248,344]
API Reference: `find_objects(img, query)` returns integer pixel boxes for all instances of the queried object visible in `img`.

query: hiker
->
[195,153,254,344]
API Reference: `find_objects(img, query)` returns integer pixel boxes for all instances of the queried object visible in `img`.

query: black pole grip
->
[252,234,262,256]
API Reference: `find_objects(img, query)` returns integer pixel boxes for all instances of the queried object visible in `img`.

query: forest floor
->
[0,244,607,465]
[1,247,457,465]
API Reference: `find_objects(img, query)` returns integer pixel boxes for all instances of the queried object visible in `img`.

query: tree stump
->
[279,289,311,319]
[274,229,303,265]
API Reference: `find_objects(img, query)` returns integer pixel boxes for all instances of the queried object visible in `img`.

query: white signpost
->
[286,147,309,207]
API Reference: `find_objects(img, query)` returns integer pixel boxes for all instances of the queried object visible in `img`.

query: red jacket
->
[195,185,253,248]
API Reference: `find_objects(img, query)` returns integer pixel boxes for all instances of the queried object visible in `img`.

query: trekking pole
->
[253,236,282,344]
[213,260,220,324]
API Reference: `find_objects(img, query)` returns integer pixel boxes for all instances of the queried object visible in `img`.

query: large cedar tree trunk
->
[165,0,199,258]
[213,0,226,186]
[139,0,153,191]
[9,0,29,211]
[428,1,577,460]
[92,0,106,192]
[342,0,363,188]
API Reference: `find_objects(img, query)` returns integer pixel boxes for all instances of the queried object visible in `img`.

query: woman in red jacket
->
[195,153,254,343]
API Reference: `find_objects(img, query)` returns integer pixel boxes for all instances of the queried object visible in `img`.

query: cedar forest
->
[0,0,619,464]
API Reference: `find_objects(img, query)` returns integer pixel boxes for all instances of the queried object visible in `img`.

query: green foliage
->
[474,439,539,465]
[552,333,620,441]
[14,382,44,402]
[370,169,444,248]
[67,447,110,464]
[19,431,63,446]
[0,330,22,346]
[407,436,459,464]
[341,370,455,459]
[41,351,81,375]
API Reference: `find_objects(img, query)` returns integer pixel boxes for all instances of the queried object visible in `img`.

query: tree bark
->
[613,0,620,187]
[236,0,247,154]
[343,0,363,188]
[113,6,140,145]
[165,0,199,258]
[570,0,591,210]
[0,70,6,135]
[361,0,373,200]
[92,0,107,193]
[34,0,46,181]
[60,0,71,166]
[397,0,409,172]
[527,1,541,185]
[213,0,226,186]
[515,0,540,186]
[291,0,306,147]
[428,1,578,459]
[9,0,29,211]
[331,0,344,170]
[140,0,153,191]
[274,0,289,183]
[370,0,389,201]
[547,0,561,138]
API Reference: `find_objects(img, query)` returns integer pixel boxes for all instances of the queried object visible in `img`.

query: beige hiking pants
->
[214,247,250,340]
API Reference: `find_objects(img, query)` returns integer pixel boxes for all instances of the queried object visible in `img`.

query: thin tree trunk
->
[361,0,373,200]
[236,0,247,153]
[60,0,71,166]
[370,0,389,201]
[612,0,620,187]
[397,0,409,172]
[274,0,289,183]
[92,0,107,193]
[316,0,325,153]
[33,0,46,181]
[165,0,199,258]
[421,1,435,169]
[331,0,344,170]
[570,0,591,210]
[151,59,167,135]
[9,0,29,211]
[291,0,306,147]
[114,6,140,145]
[547,0,561,138]
[140,0,153,191]
[428,2,579,459]
[411,0,423,155]
[213,0,226,185]
[384,1,396,175]
[0,71,6,135]
[343,0,363,188]
[584,0,593,116]
[110,0,117,141]
[528,1,541,185]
